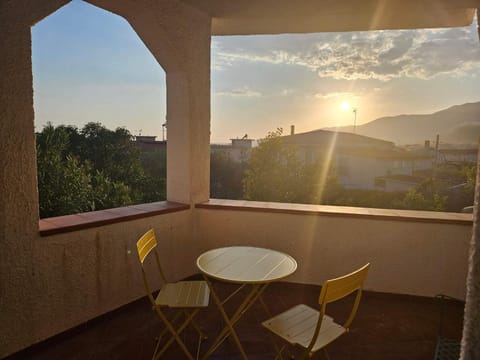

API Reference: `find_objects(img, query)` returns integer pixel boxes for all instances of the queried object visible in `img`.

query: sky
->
[32,0,480,143]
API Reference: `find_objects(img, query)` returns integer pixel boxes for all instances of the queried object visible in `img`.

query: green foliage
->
[36,122,166,218]
[463,164,477,194]
[389,189,447,211]
[412,163,476,211]
[394,189,430,210]
[243,128,339,204]
[139,150,167,202]
[301,159,343,204]
[37,124,93,217]
[78,122,145,202]
[433,193,448,212]
[244,129,300,202]
[91,171,132,210]
[328,189,405,209]
[210,151,246,199]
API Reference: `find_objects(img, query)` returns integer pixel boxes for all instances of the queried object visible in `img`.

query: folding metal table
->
[196,246,297,359]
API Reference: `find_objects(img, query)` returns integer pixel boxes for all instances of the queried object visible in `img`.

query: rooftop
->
[6,280,464,360]
[283,129,395,149]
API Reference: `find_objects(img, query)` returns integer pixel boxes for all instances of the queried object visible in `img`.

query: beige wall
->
[196,208,471,299]
[0,1,211,357]
[1,207,196,358]
[29,211,197,345]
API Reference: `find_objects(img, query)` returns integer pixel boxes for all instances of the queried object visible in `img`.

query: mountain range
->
[325,102,480,145]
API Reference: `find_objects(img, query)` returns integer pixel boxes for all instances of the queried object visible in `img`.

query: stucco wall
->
[0,1,211,357]
[196,208,471,299]
[31,211,197,346]
[1,2,68,357]
[1,207,197,359]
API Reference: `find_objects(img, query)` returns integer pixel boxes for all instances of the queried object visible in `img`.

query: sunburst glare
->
[340,101,351,111]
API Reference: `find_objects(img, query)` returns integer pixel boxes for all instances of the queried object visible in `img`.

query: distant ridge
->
[324,102,480,145]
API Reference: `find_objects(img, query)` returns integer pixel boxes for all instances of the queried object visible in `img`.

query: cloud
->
[216,86,262,97]
[314,91,356,99]
[280,88,296,96]
[212,21,480,81]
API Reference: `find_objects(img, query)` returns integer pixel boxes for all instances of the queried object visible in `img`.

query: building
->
[211,137,253,163]
[283,129,433,191]
[439,148,478,164]
[374,174,425,192]
[134,136,167,152]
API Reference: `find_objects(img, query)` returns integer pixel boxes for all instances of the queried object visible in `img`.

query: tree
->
[36,124,93,217]
[140,149,167,202]
[243,129,295,202]
[79,123,145,202]
[391,188,447,211]
[36,122,167,218]
[210,151,246,199]
[91,170,132,210]
[243,128,338,204]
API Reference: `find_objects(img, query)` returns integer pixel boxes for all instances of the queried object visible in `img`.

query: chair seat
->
[262,304,346,352]
[155,281,210,308]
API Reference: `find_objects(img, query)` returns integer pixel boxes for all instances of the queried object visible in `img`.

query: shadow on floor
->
[5,281,464,360]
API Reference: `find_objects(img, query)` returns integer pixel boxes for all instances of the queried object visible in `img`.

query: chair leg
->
[155,310,184,343]
[152,336,162,360]
[264,325,287,360]
[184,310,207,340]
[153,307,200,360]
[322,348,331,360]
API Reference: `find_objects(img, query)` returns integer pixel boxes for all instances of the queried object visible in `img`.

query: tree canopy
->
[36,122,166,218]
[243,128,340,204]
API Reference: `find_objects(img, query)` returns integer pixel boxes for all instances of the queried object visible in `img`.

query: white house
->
[283,129,433,190]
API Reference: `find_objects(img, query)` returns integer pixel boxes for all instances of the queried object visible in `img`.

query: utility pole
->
[352,108,357,133]
[433,134,439,182]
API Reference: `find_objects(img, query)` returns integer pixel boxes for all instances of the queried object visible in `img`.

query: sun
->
[340,101,351,111]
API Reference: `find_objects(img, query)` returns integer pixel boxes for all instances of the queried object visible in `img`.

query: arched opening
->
[32,0,167,218]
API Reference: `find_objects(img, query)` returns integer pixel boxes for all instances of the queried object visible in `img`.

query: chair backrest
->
[136,229,168,305]
[318,263,370,329]
[137,229,157,264]
[305,263,370,353]
[319,263,370,305]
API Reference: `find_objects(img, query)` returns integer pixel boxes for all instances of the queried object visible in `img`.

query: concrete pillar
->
[90,0,212,204]
[0,1,70,356]
[161,8,211,205]
[0,23,36,358]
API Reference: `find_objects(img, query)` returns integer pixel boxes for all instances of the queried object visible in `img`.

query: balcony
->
[2,0,479,358]
[3,200,472,359]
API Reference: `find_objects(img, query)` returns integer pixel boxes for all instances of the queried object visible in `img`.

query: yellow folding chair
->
[136,229,210,360]
[262,263,370,360]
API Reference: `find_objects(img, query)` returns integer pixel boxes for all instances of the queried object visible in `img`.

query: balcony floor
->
[6,281,464,360]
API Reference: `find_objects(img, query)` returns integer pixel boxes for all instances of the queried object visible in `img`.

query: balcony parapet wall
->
[196,199,472,300]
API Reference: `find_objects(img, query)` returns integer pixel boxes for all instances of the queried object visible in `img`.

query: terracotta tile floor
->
[6,282,464,360]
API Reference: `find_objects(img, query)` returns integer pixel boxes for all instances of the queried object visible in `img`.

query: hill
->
[325,102,480,145]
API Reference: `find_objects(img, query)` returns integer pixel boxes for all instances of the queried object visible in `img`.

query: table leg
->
[201,276,269,360]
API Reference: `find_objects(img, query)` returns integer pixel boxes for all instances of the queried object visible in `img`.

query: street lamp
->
[352,107,357,134]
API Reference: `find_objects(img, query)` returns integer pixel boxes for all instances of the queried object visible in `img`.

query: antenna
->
[352,108,357,134]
